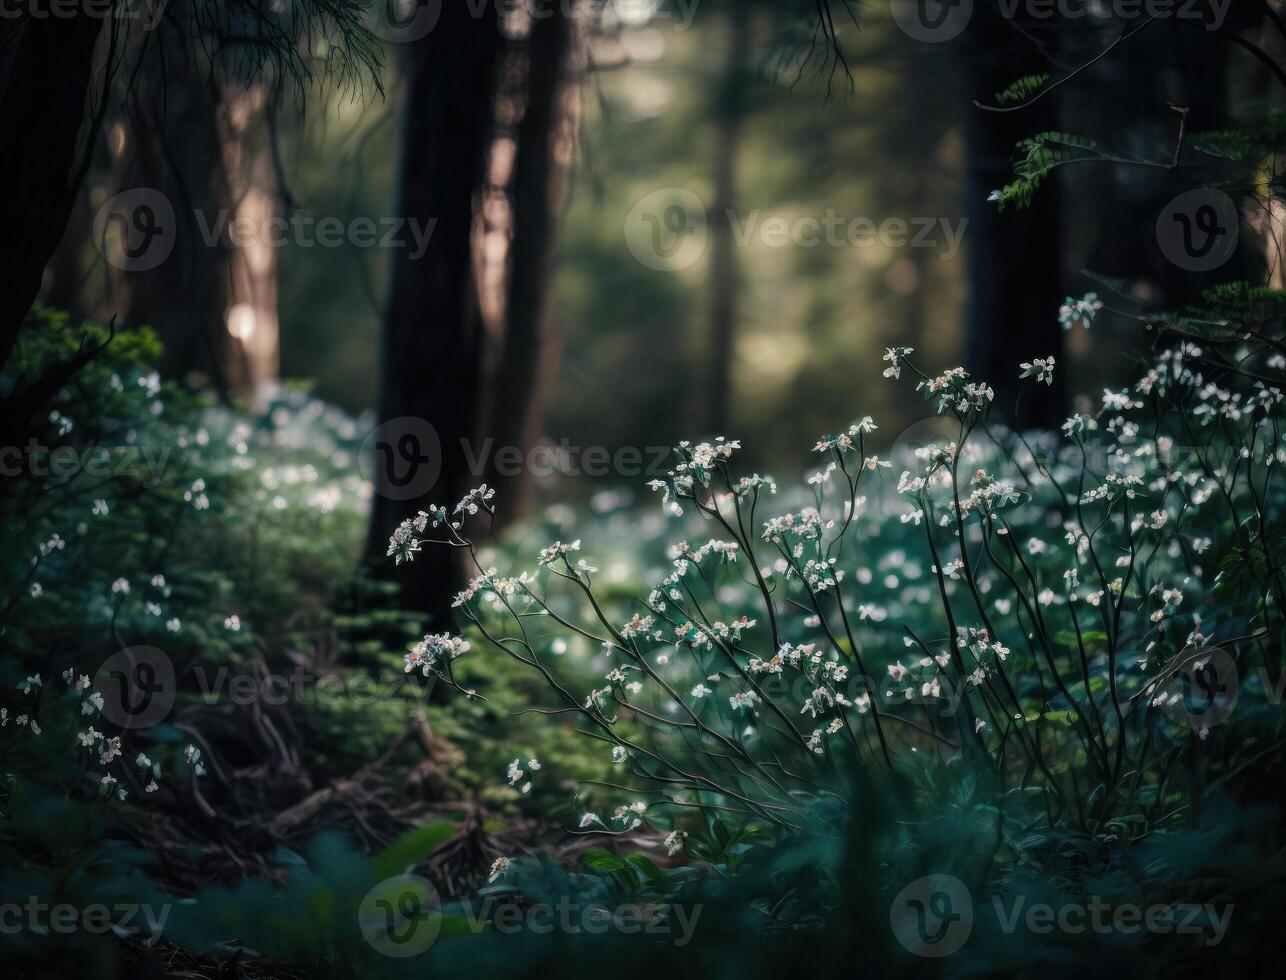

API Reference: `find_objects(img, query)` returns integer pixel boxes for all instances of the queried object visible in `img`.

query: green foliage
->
[994,73,1050,106]
[7,291,1286,974]
[991,132,1098,210]
[1192,106,1286,168]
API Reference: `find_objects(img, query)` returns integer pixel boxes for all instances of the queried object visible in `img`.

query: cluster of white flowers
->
[1019,356,1056,385]
[536,539,582,567]
[813,416,879,453]
[375,310,1285,861]
[1059,292,1103,330]
[455,485,495,517]
[882,347,915,380]
[506,756,540,795]
[405,632,471,675]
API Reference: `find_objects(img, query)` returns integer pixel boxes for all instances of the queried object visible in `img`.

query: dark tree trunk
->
[705,10,750,437]
[486,3,575,526]
[0,13,107,370]
[962,11,1065,430]
[366,5,502,625]
[44,192,94,322]
[123,38,235,395]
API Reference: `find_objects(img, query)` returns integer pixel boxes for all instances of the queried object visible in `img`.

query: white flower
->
[1019,356,1055,385]
[1059,292,1103,330]
[405,633,470,675]
[506,758,525,786]
[19,674,41,695]
[99,736,122,764]
[612,745,627,764]
[664,830,688,856]
[81,691,104,715]
[488,856,510,883]
[882,347,914,381]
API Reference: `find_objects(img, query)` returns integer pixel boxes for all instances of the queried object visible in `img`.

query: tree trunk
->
[122,28,235,396]
[705,10,750,437]
[366,5,503,624]
[0,13,107,370]
[217,84,281,404]
[962,11,1064,430]
[485,3,576,525]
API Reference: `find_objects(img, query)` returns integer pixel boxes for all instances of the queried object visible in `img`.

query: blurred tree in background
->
[11,0,1285,614]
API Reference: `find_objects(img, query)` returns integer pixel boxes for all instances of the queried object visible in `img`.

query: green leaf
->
[625,853,665,888]
[995,73,1050,106]
[370,821,457,880]
[580,848,629,873]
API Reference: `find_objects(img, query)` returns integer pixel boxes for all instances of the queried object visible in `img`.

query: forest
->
[2,0,1285,976]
